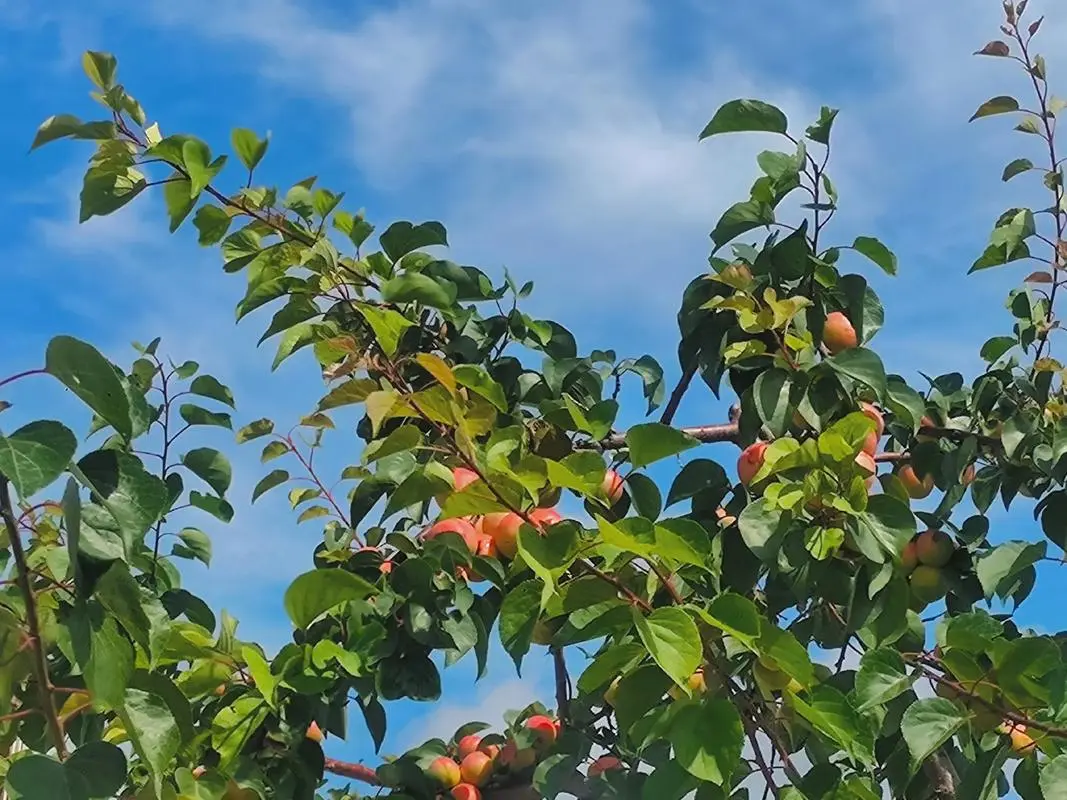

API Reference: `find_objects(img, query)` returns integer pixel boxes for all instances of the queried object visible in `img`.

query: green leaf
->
[0,420,77,498]
[179,404,232,429]
[6,755,84,800]
[737,500,787,560]
[854,495,916,563]
[74,450,168,547]
[632,606,702,690]
[82,50,117,89]
[188,491,234,523]
[899,698,969,773]
[236,418,274,442]
[577,642,646,694]
[1003,158,1034,181]
[975,540,1046,600]
[709,199,775,250]
[79,164,147,222]
[193,205,232,245]
[1040,755,1067,800]
[699,592,762,647]
[453,365,508,412]
[163,175,196,232]
[284,568,377,629]
[791,685,875,767]
[380,272,457,309]
[189,375,235,408]
[64,741,127,798]
[240,645,277,707]
[498,579,540,673]
[231,128,269,171]
[182,138,225,197]
[825,347,887,399]
[212,696,269,769]
[665,459,729,507]
[700,99,788,139]
[853,648,914,711]
[805,106,839,144]
[120,688,181,792]
[669,699,743,784]
[180,448,232,496]
[757,622,814,687]
[625,423,699,468]
[175,528,212,567]
[319,378,378,411]
[517,521,581,605]
[46,335,132,440]
[356,304,414,358]
[851,236,898,276]
[379,220,448,261]
[67,604,134,710]
[30,114,115,150]
[969,95,1020,121]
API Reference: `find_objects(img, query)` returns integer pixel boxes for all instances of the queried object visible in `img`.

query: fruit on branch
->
[901,539,919,573]
[453,467,480,492]
[428,756,462,788]
[306,721,324,743]
[459,751,495,787]
[737,442,768,486]
[192,766,207,779]
[451,783,482,800]
[214,683,227,697]
[669,668,709,700]
[1000,721,1038,757]
[457,734,483,759]
[962,463,976,486]
[854,451,877,488]
[897,464,934,499]
[916,415,937,443]
[859,402,883,455]
[909,565,947,605]
[602,469,625,504]
[823,311,858,354]
[588,756,624,777]
[380,559,394,575]
[479,743,501,760]
[480,513,521,559]
[529,507,562,528]
[425,517,482,553]
[525,715,559,748]
[499,740,537,771]
[915,529,954,568]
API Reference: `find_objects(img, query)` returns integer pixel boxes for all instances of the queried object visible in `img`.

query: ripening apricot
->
[306,721,324,743]
[451,783,482,800]
[480,512,522,559]
[453,467,480,492]
[457,734,483,759]
[859,402,885,438]
[909,565,947,604]
[380,560,393,575]
[529,507,562,529]
[823,311,858,354]
[898,464,934,499]
[738,442,769,486]
[459,752,494,787]
[499,740,537,771]
[428,756,462,788]
[588,756,624,777]
[915,529,954,568]
[855,451,877,488]
[602,469,625,503]
[1002,722,1038,758]
[425,517,482,553]
[669,668,708,700]
[901,539,919,573]
[479,743,501,760]
[526,715,558,748]
[962,463,976,486]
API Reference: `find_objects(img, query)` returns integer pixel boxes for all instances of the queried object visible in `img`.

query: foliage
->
[3,2,1067,798]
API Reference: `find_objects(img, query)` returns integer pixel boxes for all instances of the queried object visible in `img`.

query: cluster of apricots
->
[426,716,566,800]
[901,529,957,607]
[412,466,624,582]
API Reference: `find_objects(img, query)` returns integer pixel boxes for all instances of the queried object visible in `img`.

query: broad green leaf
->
[182,138,226,196]
[189,374,235,408]
[284,568,377,628]
[453,364,508,412]
[30,114,115,150]
[231,128,269,171]
[969,95,1020,121]
[737,500,787,560]
[700,99,788,139]
[68,606,133,710]
[74,450,168,548]
[46,336,131,440]
[851,236,897,276]
[380,272,457,309]
[665,459,729,507]
[0,420,77,498]
[212,696,269,769]
[825,347,887,399]
[188,491,234,522]
[854,495,916,563]
[757,622,814,687]
[1003,158,1034,181]
[517,521,581,606]
[669,699,743,784]
[175,528,212,567]
[179,403,232,429]
[625,423,699,468]
[498,579,540,673]
[577,643,646,694]
[709,199,775,250]
[790,685,875,767]
[64,741,127,798]
[356,304,414,358]
[698,593,762,647]
[193,205,231,245]
[181,448,232,496]
[240,645,277,706]
[379,220,448,261]
[120,688,181,792]
[614,663,674,735]
[900,698,969,773]
[163,175,195,231]
[853,648,914,711]
[236,418,274,442]
[1040,755,1067,800]
[5,755,84,800]
[632,607,702,690]
[82,50,117,89]
[975,540,1046,600]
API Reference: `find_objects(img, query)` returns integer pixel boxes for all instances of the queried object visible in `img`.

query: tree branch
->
[324,757,381,784]
[552,646,571,725]
[659,361,698,426]
[0,478,66,759]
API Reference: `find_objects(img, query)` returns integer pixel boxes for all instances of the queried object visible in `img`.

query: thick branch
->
[324,757,380,784]
[552,646,571,725]
[0,478,66,758]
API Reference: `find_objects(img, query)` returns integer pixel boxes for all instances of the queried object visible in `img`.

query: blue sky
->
[1,0,1066,786]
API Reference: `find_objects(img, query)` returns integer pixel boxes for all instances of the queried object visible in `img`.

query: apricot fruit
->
[898,464,934,499]
[457,734,483,759]
[901,539,919,573]
[525,715,558,748]
[451,783,482,800]
[737,442,769,486]
[602,469,625,503]
[915,529,954,568]
[459,751,494,787]
[909,565,947,604]
[425,517,482,553]
[855,450,877,488]
[428,756,462,788]
[823,311,858,354]
[306,721,324,743]
[588,756,624,777]
[499,740,537,771]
